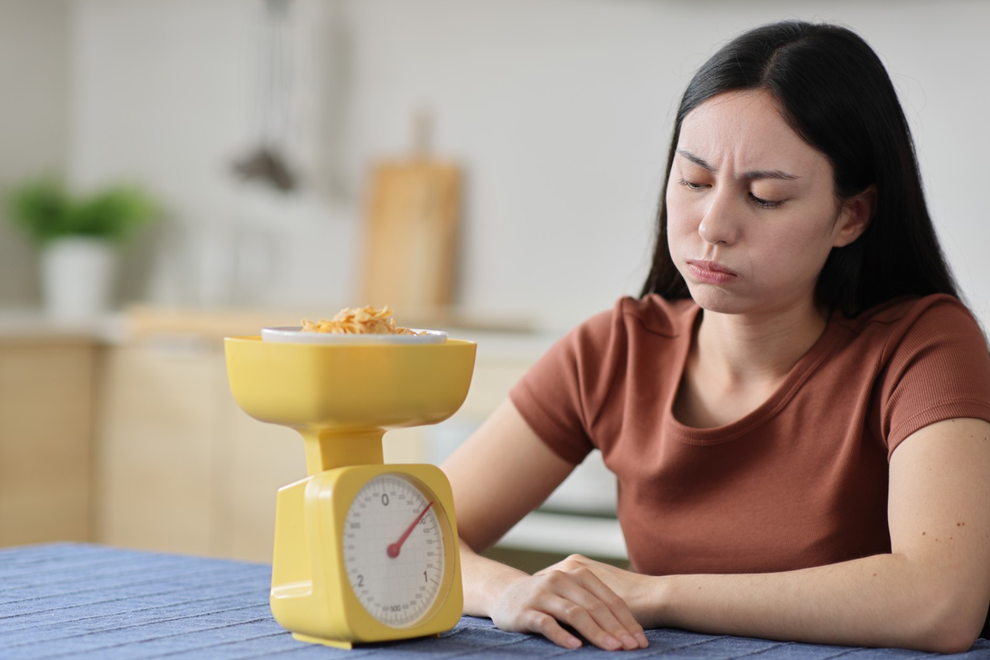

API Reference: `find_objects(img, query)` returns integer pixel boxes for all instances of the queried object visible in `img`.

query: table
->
[1,543,987,659]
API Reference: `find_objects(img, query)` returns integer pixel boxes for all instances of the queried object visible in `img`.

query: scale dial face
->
[343,473,447,628]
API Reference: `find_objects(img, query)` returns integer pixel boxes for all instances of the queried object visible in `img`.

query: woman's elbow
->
[914,625,981,655]
[906,587,987,654]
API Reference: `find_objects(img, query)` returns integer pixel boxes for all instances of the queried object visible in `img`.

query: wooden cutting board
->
[360,159,461,313]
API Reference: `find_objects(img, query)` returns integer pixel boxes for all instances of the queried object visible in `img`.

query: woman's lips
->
[687,259,738,285]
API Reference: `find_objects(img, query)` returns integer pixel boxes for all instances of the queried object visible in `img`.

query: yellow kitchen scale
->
[224,323,475,648]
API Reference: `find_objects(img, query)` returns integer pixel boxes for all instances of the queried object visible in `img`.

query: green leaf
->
[5,178,160,245]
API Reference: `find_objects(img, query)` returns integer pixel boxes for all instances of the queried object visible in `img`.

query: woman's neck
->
[694,300,829,387]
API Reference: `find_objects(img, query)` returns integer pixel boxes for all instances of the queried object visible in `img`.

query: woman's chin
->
[685,283,750,314]
[686,284,823,323]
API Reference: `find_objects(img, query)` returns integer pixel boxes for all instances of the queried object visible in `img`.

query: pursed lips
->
[687,259,738,284]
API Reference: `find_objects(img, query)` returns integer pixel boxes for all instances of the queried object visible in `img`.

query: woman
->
[442,20,990,653]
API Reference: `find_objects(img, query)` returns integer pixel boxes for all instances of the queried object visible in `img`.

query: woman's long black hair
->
[640,21,960,316]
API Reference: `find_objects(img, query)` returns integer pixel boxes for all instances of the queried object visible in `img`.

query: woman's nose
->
[697,190,739,245]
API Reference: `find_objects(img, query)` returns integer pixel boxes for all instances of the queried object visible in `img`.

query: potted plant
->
[6,177,159,320]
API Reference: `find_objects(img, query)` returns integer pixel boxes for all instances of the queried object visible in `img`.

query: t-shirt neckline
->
[665,304,845,445]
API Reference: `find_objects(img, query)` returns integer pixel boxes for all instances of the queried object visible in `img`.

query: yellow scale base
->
[224,335,476,649]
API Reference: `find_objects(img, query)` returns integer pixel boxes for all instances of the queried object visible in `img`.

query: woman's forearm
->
[646,553,984,653]
[458,541,528,618]
[580,420,990,654]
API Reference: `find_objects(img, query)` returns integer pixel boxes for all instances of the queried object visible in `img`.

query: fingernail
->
[604,636,621,650]
[637,632,649,647]
[567,637,582,649]
[622,635,639,649]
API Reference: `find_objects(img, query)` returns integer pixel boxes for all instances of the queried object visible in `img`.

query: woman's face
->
[666,89,861,317]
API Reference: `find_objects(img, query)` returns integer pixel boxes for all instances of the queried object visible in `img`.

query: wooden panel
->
[213,383,307,563]
[0,342,95,546]
[93,344,217,555]
[361,160,460,312]
[458,361,530,418]
[87,330,541,561]
[382,427,427,464]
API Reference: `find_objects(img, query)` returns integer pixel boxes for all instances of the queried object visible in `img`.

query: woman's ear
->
[833,184,877,247]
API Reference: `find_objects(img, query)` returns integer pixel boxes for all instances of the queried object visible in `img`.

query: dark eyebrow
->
[676,149,799,181]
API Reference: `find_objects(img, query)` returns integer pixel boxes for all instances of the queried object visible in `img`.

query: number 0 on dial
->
[343,473,447,628]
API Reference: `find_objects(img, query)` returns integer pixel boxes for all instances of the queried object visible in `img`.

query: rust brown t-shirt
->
[509,293,990,576]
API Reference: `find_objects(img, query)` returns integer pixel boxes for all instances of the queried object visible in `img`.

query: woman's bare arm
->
[442,399,648,650]
[553,417,990,653]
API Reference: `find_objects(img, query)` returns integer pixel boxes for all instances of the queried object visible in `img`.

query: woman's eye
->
[678,178,708,191]
[749,193,783,209]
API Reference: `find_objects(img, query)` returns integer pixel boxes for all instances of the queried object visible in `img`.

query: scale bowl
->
[224,336,476,431]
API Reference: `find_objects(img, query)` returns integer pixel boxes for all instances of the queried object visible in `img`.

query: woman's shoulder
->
[577,294,699,342]
[833,294,989,369]
[837,294,984,338]
[831,295,990,456]
[541,295,698,377]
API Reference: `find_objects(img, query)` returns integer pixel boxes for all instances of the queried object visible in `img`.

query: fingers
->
[569,567,650,648]
[519,592,628,650]
[505,570,646,650]
[537,555,650,648]
[541,568,648,650]
[490,558,650,651]
[528,610,584,650]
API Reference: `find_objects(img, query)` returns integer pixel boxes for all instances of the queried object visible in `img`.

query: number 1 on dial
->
[343,474,446,628]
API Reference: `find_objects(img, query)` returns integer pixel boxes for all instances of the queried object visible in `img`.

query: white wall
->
[0,0,70,306]
[9,0,990,332]
[336,0,990,331]
[68,0,356,310]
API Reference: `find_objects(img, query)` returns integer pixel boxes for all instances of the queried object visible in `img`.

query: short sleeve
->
[879,298,990,457]
[509,307,620,465]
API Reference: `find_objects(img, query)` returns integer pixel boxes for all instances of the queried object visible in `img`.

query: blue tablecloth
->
[1,543,987,659]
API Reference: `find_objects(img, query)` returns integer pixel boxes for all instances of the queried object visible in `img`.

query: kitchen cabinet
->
[0,337,97,546]
[92,322,624,566]
[0,309,624,566]
[94,342,221,555]
[92,332,547,563]
[95,338,307,561]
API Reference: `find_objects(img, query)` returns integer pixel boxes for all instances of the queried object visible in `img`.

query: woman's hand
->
[488,565,649,651]
[537,554,660,630]
[445,401,647,650]
[442,401,649,650]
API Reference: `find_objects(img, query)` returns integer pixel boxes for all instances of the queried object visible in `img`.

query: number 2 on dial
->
[343,474,446,628]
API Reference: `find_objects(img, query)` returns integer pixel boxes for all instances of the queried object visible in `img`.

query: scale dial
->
[343,473,447,628]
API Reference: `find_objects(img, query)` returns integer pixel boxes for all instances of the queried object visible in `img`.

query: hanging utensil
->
[232,0,297,192]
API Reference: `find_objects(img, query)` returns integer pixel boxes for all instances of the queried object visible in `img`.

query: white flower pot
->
[40,238,117,320]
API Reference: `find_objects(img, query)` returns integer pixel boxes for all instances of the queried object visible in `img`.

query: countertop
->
[0,308,125,343]
[0,306,560,359]
[7,543,985,659]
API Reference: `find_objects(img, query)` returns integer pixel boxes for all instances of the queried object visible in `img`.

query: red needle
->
[387,501,434,559]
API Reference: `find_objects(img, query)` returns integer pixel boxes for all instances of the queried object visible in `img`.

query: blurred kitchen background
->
[2,0,988,569]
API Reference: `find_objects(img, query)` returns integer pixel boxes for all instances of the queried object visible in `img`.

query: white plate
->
[261,326,448,345]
